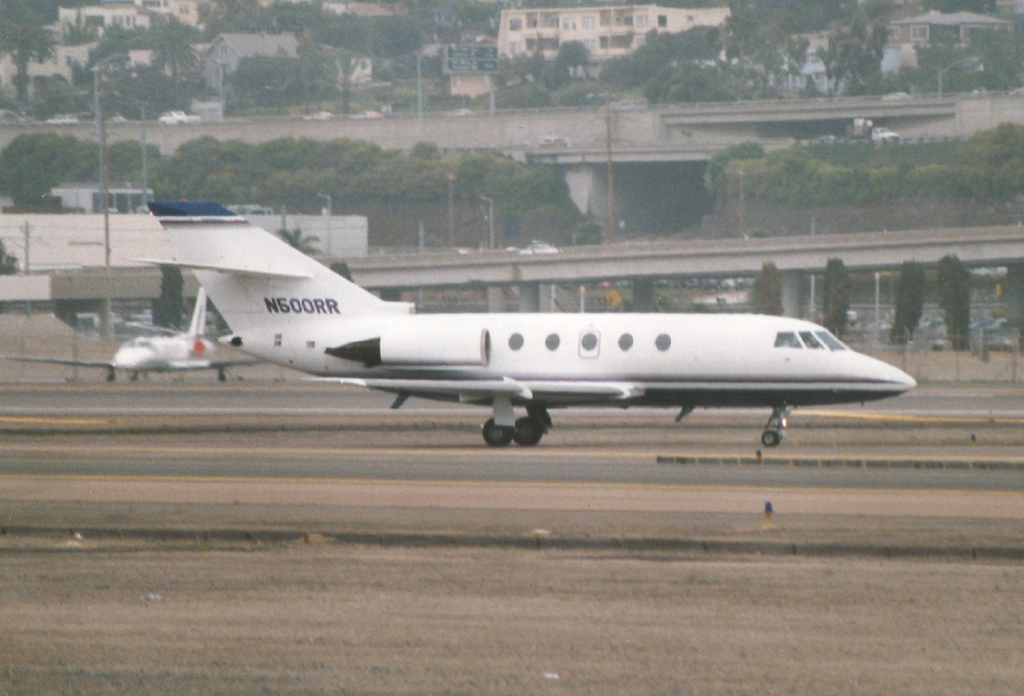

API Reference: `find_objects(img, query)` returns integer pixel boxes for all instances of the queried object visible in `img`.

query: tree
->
[0,1,55,105]
[0,133,95,207]
[153,265,184,330]
[278,227,320,256]
[150,17,199,81]
[822,258,850,337]
[556,41,589,79]
[753,261,783,315]
[0,239,19,274]
[936,254,971,350]
[890,261,926,345]
[818,14,887,95]
[924,0,996,11]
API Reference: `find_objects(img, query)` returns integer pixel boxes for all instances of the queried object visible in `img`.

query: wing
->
[167,359,261,371]
[334,377,644,404]
[4,356,115,369]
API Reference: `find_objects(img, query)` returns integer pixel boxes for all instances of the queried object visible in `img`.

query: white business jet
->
[148,201,915,447]
[8,287,257,382]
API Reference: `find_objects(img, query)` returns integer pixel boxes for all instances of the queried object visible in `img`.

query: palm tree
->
[151,18,199,82]
[0,1,55,105]
[277,227,320,256]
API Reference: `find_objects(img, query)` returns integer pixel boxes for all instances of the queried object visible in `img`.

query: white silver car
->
[158,111,200,125]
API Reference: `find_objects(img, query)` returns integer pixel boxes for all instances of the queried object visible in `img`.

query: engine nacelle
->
[327,326,491,368]
[380,325,490,367]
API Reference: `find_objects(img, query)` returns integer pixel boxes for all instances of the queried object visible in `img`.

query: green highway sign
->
[445,45,499,73]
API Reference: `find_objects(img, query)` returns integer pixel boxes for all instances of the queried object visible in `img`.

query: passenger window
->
[508,333,524,351]
[545,333,560,351]
[815,331,847,351]
[799,331,823,349]
[618,333,633,351]
[774,332,802,348]
[579,331,600,358]
[655,334,671,351]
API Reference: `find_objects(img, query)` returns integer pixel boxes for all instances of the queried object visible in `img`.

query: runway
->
[1,382,1023,527]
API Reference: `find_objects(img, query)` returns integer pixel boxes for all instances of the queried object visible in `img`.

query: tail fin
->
[148,202,412,335]
[187,287,207,338]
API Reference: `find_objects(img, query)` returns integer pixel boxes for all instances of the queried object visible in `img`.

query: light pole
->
[447,173,455,247]
[92,53,127,340]
[938,56,982,97]
[318,193,333,258]
[481,197,495,250]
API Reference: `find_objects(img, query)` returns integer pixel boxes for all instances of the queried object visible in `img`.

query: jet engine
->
[327,326,490,368]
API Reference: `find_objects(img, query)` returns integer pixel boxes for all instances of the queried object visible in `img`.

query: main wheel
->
[512,417,544,446]
[760,430,781,448]
[482,418,514,447]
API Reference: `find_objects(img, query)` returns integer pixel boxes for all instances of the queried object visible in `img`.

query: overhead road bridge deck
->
[347,225,1024,290]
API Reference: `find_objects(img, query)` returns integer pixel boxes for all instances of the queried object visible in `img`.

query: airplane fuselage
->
[230,312,912,409]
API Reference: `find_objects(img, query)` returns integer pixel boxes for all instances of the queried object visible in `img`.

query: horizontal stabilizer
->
[133,258,311,279]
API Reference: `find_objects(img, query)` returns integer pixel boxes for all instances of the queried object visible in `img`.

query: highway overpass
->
[344,224,1024,322]
[4,92,1024,160]
[5,223,1024,327]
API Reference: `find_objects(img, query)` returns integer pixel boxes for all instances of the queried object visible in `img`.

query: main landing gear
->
[761,406,789,448]
[482,405,552,447]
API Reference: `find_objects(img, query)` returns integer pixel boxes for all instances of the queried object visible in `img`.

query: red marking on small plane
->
[193,340,207,356]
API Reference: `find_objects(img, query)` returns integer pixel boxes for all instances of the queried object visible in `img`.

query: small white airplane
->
[148,201,915,447]
[8,287,257,382]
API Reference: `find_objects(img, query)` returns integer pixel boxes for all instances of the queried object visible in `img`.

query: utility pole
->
[140,106,148,205]
[605,90,615,243]
[22,221,29,274]
[447,174,455,247]
[481,197,495,249]
[808,216,815,320]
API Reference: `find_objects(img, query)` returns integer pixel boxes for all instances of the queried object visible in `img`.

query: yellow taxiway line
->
[0,473,1020,518]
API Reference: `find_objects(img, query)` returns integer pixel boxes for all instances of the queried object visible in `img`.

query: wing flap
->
[333,377,643,402]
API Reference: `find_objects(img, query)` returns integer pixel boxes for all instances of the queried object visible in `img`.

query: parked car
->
[448,108,474,117]
[0,109,27,125]
[158,111,200,125]
[512,240,560,255]
[871,127,901,145]
[44,114,79,125]
[538,135,571,148]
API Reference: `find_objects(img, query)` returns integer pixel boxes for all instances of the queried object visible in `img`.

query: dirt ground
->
[0,541,1022,696]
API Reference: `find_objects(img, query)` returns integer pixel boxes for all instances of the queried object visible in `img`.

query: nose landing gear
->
[761,406,789,448]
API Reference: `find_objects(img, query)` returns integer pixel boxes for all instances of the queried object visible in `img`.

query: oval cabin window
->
[655,334,671,351]
[545,333,561,351]
[508,333,524,351]
[618,333,633,351]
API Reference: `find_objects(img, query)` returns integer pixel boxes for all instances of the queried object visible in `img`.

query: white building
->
[58,3,152,37]
[497,5,730,62]
[58,0,202,36]
[0,44,94,100]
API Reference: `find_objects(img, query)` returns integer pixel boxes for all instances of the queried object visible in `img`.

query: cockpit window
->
[799,331,823,349]
[814,330,847,351]
[774,332,802,348]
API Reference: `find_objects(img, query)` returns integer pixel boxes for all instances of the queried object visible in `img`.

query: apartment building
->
[497,5,730,62]
[57,0,202,36]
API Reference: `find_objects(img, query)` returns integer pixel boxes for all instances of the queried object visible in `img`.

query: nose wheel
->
[761,406,789,448]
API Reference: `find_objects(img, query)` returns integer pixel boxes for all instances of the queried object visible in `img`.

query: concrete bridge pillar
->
[1005,263,1024,339]
[632,278,654,312]
[564,165,600,218]
[519,282,540,313]
[487,286,504,313]
[781,271,806,319]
